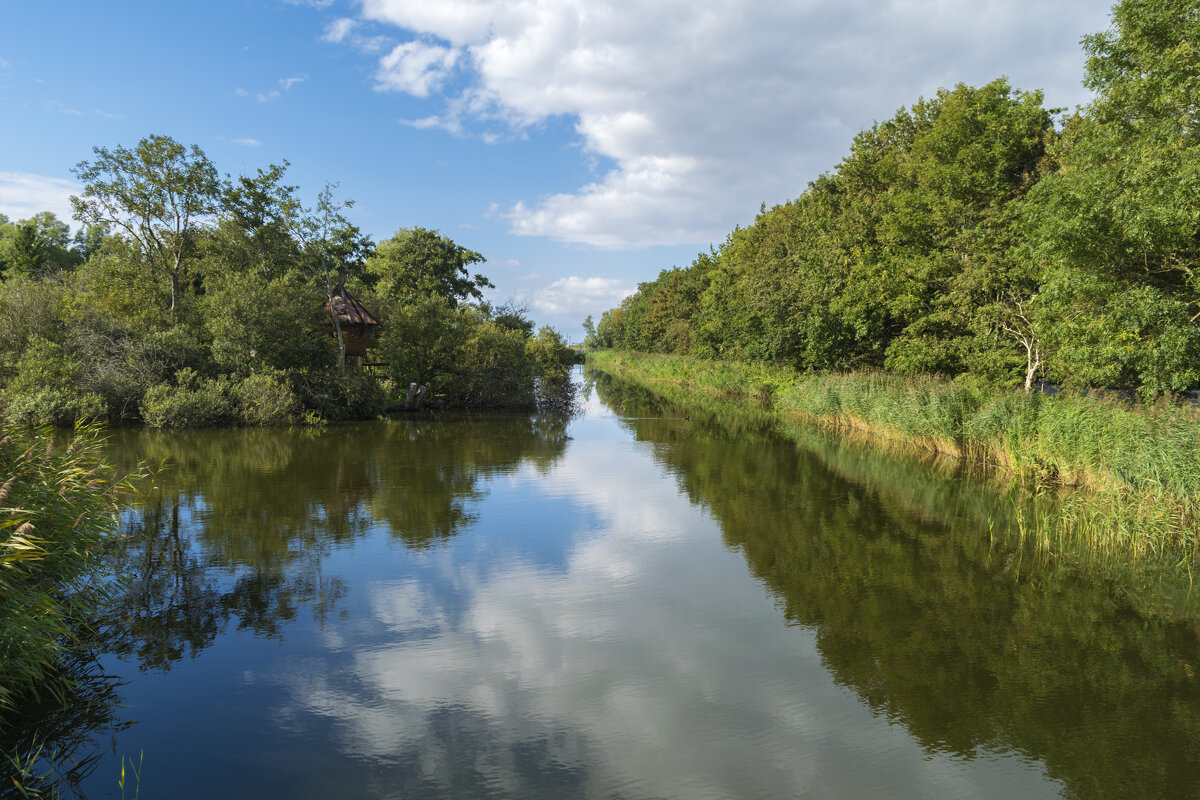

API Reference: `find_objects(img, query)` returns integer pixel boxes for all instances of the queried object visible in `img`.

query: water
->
[26,368,1200,798]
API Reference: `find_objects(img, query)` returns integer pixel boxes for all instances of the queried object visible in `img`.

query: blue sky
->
[1,0,1113,338]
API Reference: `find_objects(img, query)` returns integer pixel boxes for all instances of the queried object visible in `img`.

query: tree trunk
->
[404,383,427,411]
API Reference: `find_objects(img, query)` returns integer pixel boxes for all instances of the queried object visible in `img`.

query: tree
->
[71,134,220,314]
[365,227,492,306]
[582,315,597,348]
[294,184,373,375]
[216,161,302,279]
[1024,0,1200,397]
[0,212,81,279]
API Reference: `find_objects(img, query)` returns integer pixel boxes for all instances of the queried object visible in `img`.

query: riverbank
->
[589,350,1200,560]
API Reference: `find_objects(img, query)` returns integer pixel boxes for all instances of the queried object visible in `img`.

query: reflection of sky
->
[259,402,1061,800]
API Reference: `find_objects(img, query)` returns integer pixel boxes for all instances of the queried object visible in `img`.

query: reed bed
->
[589,350,1200,559]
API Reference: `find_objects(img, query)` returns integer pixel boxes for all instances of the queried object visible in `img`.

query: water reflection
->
[34,373,1200,799]
[101,415,571,672]
[591,370,1200,799]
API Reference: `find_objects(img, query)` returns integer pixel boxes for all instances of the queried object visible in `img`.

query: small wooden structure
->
[326,291,379,358]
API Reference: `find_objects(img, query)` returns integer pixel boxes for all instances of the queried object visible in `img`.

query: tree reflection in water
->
[3,413,571,795]
[591,370,1200,800]
[100,415,571,672]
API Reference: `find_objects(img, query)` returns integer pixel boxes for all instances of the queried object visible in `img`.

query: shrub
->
[293,370,386,421]
[1,336,106,426]
[141,368,236,428]
[233,371,299,426]
[444,322,535,408]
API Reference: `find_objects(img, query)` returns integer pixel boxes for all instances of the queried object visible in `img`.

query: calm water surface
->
[55,369,1200,798]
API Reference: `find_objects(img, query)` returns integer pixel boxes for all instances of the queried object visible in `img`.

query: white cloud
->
[282,0,334,8]
[375,40,459,96]
[233,138,262,146]
[323,17,357,43]
[235,87,248,97]
[0,172,81,226]
[342,0,1113,248]
[531,275,635,315]
[323,17,392,52]
[255,75,306,102]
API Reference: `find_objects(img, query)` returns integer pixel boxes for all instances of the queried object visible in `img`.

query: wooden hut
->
[326,291,379,358]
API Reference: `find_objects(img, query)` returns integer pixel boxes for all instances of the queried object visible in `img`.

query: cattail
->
[0,476,14,506]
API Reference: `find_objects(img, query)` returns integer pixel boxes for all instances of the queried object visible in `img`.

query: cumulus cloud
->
[531,275,635,315]
[335,0,1112,248]
[0,172,81,226]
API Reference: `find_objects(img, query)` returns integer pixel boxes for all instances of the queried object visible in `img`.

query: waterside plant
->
[0,417,140,713]
[589,350,1200,560]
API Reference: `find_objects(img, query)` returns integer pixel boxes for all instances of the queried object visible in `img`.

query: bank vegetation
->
[0,146,576,429]
[586,0,1200,557]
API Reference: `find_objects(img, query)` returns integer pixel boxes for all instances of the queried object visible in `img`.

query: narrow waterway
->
[36,368,1200,798]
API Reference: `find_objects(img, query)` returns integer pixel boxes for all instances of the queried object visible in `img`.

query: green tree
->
[71,134,220,314]
[365,227,492,306]
[0,212,80,279]
[294,184,373,375]
[582,314,597,348]
[1024,0,1200,398]
[214,161,302,279]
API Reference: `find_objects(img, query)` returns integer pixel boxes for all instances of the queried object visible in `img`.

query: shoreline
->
[588,350,1200,561]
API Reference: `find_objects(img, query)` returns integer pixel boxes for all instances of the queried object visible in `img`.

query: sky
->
[0,0,1115,339]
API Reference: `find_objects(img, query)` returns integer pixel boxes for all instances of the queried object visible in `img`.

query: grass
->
[0,417,145,797]
[1,417,143,712]
[589,350,1200,560]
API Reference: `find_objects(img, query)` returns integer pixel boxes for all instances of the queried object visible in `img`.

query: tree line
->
[0,139,576,427]
[590,0,1199,402]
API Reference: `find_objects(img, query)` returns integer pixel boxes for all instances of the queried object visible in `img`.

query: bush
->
[293,370,386,421]
[1,336,106,426]
[141,368,236,428]
[526,326,577,411]
[233,371,299,426]
[443,321,535,408]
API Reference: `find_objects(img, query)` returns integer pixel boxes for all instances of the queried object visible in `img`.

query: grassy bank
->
[589,350,1200,559]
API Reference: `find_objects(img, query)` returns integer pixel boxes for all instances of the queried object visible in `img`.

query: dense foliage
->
[0,146,575,428]
[594,0,1200,402]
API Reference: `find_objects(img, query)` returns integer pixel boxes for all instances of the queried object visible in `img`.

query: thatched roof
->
[327,291,379,327]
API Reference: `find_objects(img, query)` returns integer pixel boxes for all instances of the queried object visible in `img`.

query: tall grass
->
[0,418,139,714]
[589,350,1200,558]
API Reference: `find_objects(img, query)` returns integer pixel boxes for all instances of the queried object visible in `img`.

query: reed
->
[589,350,1200,558]
[0,418,140,715]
